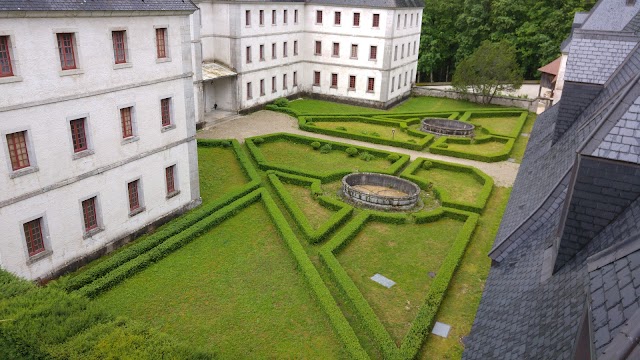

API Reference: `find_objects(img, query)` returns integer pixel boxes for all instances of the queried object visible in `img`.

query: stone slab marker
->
[370,273,396,288]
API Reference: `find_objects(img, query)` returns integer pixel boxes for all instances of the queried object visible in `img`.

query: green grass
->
[414,168,484,205]
[313,121,421,142]
[418,187,512,359]
[445,140,507,155]
[198,146,250,205]
[336,218,465,344]
[94,202,348,359]
[510,113,537,163]
[283,182,335,228]
[258,140,395,175]
[467,116,521,138]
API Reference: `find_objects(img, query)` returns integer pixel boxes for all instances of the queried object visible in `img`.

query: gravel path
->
[197,110,520,187]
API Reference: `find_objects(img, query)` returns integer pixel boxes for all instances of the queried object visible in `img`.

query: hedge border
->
[459,110,528,139]
[245,132,410,182]
[63,139,260,293]
[400,158,494,213]
[429,135,515,162]
[320,208,479,359]
[267,171,353,244]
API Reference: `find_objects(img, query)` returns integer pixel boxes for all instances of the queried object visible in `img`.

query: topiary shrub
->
[422,160,433,170]
[438,143,449,149]
[252,137,264,145]
[359,151,375,162]
[336,126,347,131]
[370,132,381,137]
[273,97,289,107]
[407,139,417,143]
[387,154,400,162]
[320,144,333,154]
[306,121,316,126]
[311,141,321,150]
[219,140,232,147]
[346,147,358,157]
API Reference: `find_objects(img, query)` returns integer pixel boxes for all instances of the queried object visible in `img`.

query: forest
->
[418,0,597,82]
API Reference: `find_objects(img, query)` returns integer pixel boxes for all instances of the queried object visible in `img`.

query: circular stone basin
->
[342,173,421,210]
[421,118,475,137]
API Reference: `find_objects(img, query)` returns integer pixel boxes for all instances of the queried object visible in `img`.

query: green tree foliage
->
[418,0,595,81]
[452,41,523,103]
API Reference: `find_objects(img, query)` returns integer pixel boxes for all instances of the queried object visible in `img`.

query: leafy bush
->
[272,97,289,107]
[387,154,400,162]
[359,151,375,162]
[253,137,265,144]
[319,144,332,154]
[311,141,321,150]
[423,160,433,170]
[345,147,358,157]
[336,126,347,131]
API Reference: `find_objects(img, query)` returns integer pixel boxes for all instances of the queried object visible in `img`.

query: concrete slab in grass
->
[371,273,396,288]
[432,322,451,338]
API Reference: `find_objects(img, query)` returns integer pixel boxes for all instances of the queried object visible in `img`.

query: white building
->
[0,1,200,281]
[192,0,424,118]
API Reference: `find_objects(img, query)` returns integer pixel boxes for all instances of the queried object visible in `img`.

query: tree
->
[452,40,523,104]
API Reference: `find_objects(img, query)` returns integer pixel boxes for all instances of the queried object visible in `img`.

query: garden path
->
[197,110,520,187]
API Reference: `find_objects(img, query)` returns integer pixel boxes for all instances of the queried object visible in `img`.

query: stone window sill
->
[72,149,94,160]
[166,190,181,199]
[121,136,140,145]
[161,124,176,133]
[59,68,84,77]
[26,250,52,265]
[83,227,104,239]
[113,62,133,70]
[9,166,39,179]
[0,75,23,84]
[129,206,146,217]
[156,57,172,64]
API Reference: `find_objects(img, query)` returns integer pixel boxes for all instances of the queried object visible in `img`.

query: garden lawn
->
[258,140,394,175]
[444,140,506,155]
[467,116,521,138]
[198,146,250,205]
[94,202,348,359]
[336,218,465,344]
[313,121,422,142]
[414,168,484,205]
[510,113,537,163]
[283,183,335,228]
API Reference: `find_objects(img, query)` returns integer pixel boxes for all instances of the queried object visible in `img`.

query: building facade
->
[192,0,424,118]
[0,1,200,281]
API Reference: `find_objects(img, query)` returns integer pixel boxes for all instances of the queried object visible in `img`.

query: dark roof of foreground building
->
[464,0,640,359]
[0,0,198,11]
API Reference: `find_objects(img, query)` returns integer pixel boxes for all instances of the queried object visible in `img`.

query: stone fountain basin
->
[342,173,420,210]
[421,118,475,137]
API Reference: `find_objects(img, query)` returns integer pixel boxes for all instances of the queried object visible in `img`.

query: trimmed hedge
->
[265,104,300,117]
[267,172,353,244]
[245,132,410,182]
[320,208,479,359]
[459,110,528,139]
[429,135,515,162]
[401,158,494,213]
[63,139,260,293]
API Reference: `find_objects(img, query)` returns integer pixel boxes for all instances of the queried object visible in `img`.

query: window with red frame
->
[283,41,288,57]
[284,10,288,24]
[112,31,126,64]
[353,12,360,26]
[272,43,276,59]
[349,75,356,90]
[271,76,276,93]
[316,10,323,24]
[128,180,140,211]
[367,77,375,92]
[6,131,30,171]
[260,44,265,60]
[331,73,338,88]
[57,33,76,70]
[260,79,265,96]
[351,44,358,58]
[313,71,320,86]
[293,71,297,86]
[283,74,287,89]
[161,98,171,127]
[166,166,176,194]
[294,9,298,23]
[156,28,167,59]
[315,41,321,55]
[82,197,98,231]
[294,41,298,55]
[373,14,380,28]
[369,45,377,60]
[332,42,339,57]
[0,36,13,77]
[334,11,341,25]
[70,118,87,153]
[120,107,133,138]
[23,218,45,257]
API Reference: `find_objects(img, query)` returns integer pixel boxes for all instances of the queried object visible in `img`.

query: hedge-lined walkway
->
[197,110,520,187]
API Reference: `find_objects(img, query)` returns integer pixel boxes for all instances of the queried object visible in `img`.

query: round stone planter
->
[421,118,475,137]
[341,173,421,211]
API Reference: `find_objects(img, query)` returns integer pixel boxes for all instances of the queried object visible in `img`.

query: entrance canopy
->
[202,62,237,82]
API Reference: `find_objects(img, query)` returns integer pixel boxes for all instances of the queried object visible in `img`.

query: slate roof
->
[0,0,198,11]
[465,0,640,358]
[581,0,640,32]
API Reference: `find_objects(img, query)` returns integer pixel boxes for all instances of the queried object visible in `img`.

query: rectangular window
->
[411,14,414,27]
[70,118,87,153]
[120,107,133,139]
[246,10,251,26]
[259,10,264,25]
[57,33,76,70]
[247,82,252,99]
[294,9,299,24]
[370,45,377,60]
[272,10,276,25]
[315,41,321,55]
[260,79,265,96]
[331,73,338,88]
[283,41,288,57]
[161,98,171,127]
[353,12,360,26]
[166,165,176,194]
[272,76,276,93]
[127,180,140,211]
[23,218,45,257]
[394,46,398,61]
[112,30,127,64]
[401,44,405,59]
[398,74,402,89]
[0,36,14,77]
[397,14,401,29]
[349,75,356,90]
[313,71,320,86]
[6,131,30,171]
[272,43,276,59]
[293,71,298,86]
[82,197,98,231]
[411,69,414,84]
[391,77,395,93]
[284,10,288,24]
[156,28,167,59]
[404,14,408,28]
[332,42,339,57]
[294,41,298,55]
[367,77,375,92]
[283,74,288,89]
[414,41,417,55]
[260,44,265,61]
[316,10,323,24]
[246,46,252,63]
[373,14,380,28]
[335,11,341,25]
[351,44,358,59]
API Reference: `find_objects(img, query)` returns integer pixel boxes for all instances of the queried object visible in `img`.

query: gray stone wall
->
[411,87,538,112]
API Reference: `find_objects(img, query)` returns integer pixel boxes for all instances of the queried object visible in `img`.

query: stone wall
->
[412,86,538,112]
